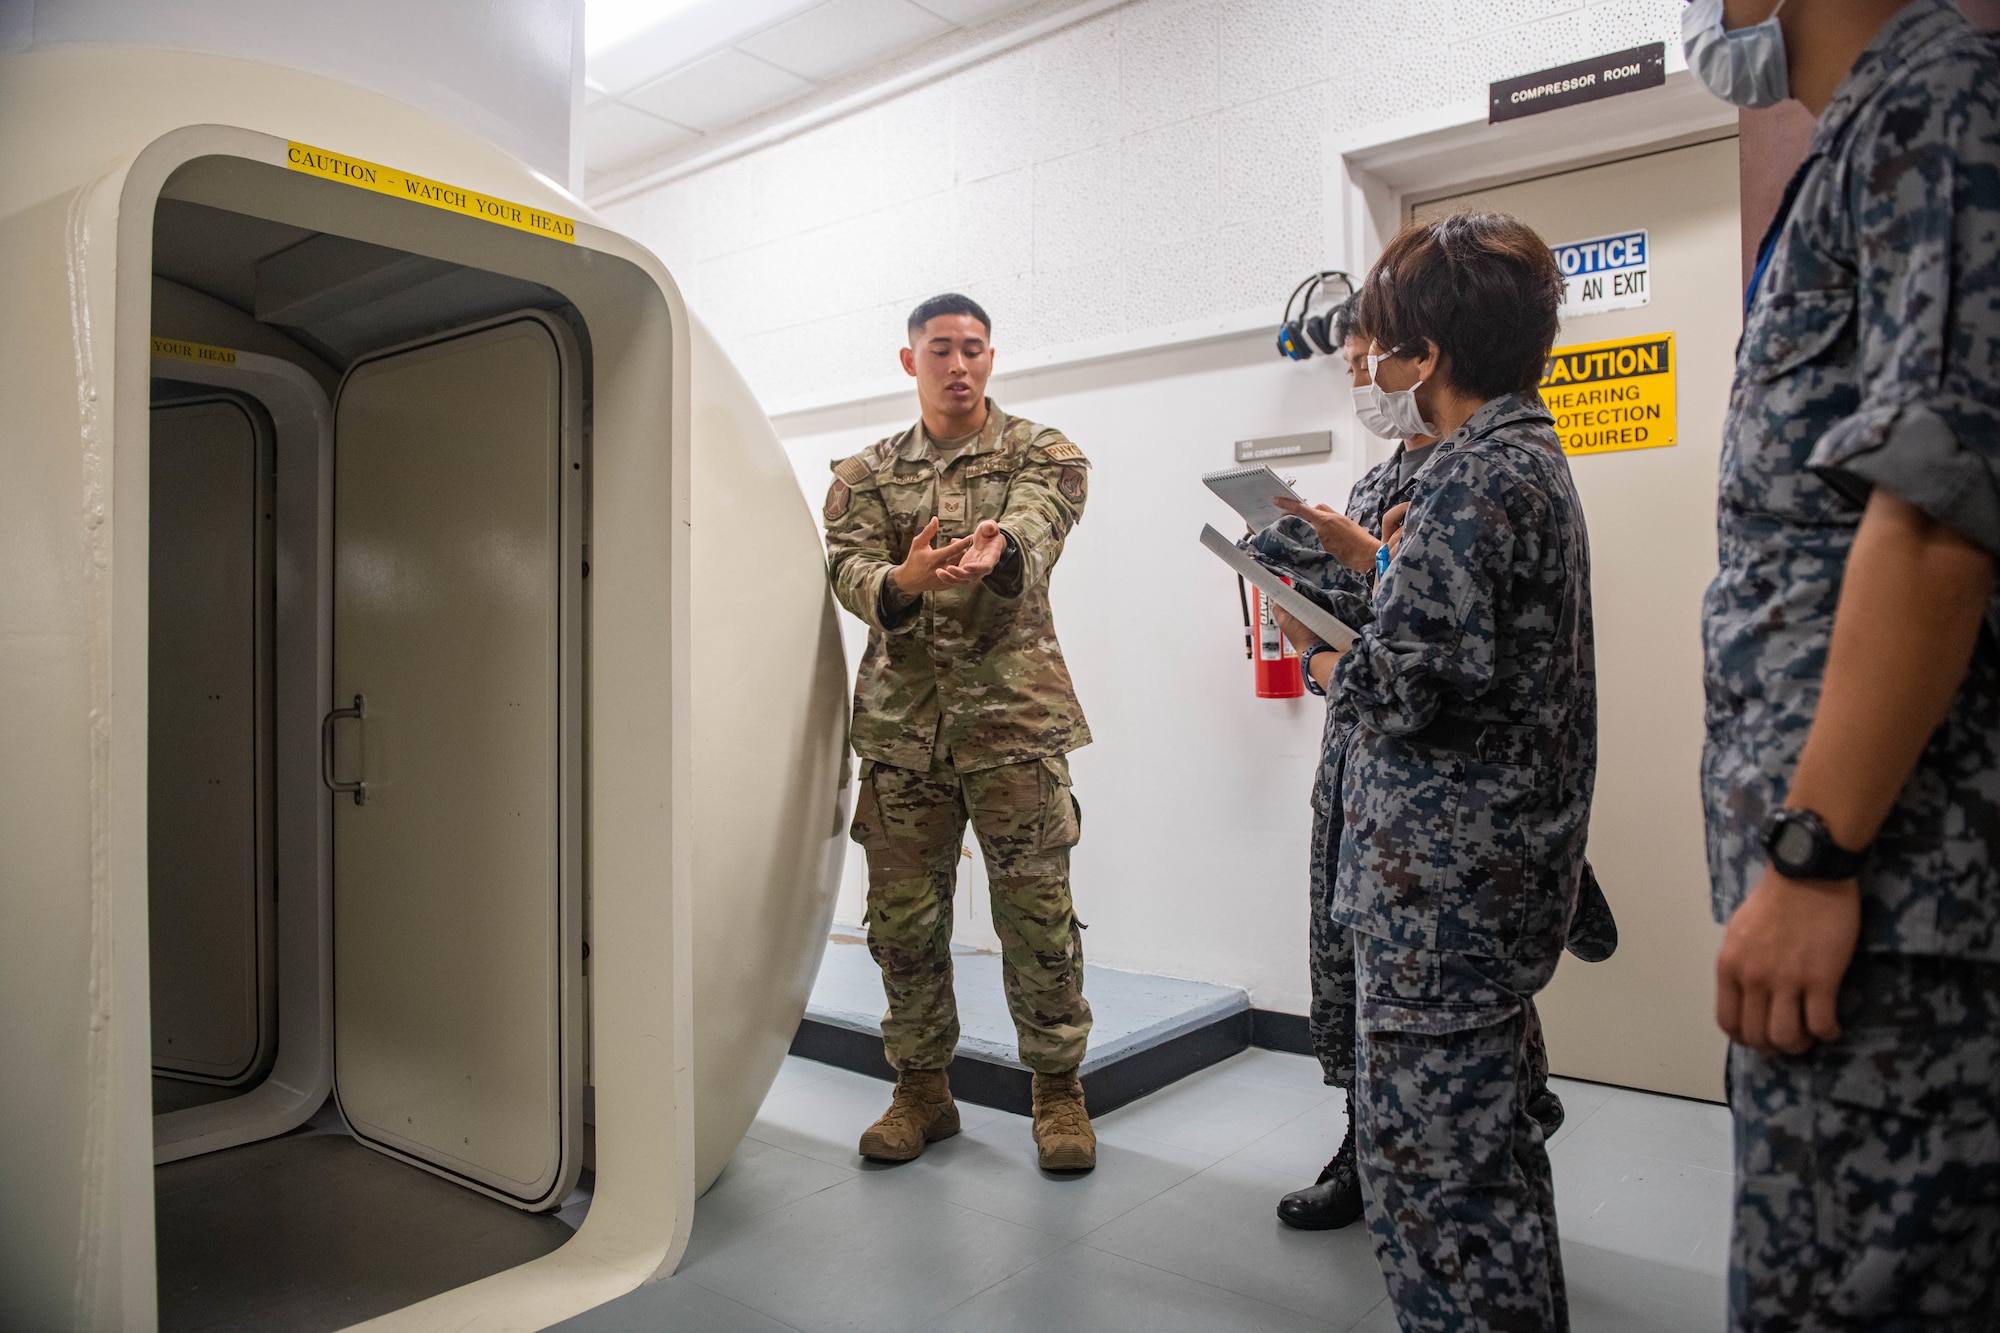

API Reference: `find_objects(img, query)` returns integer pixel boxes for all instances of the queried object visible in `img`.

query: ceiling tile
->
[738,0,952,82]
[625,47,816,131]
[909,0,1037,26]
[588,0,822,95]
[584,100,700,172]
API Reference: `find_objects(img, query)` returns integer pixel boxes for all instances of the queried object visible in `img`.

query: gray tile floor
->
[555,1050,1732,1332]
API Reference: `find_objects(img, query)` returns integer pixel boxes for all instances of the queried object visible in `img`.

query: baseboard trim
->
[1249,1008,1313,1056]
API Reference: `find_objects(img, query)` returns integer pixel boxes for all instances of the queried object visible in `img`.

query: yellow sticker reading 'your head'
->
[1539,332,1676,456]
[285,142,576,244]
[151,336,237,366]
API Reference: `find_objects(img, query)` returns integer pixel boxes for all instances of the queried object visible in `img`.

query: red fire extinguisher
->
[1238,574,1304,699]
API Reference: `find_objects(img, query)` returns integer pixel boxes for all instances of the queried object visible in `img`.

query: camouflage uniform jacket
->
[824,401,1091,773]
[1703,0,2000,958]
[1246,446,1447,817]
[1330,393,1597,960]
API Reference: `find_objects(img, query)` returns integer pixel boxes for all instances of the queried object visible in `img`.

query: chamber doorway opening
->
[147,192,593,1332]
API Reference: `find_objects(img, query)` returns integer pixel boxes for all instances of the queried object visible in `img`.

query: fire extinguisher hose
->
[1236,574,1253,659]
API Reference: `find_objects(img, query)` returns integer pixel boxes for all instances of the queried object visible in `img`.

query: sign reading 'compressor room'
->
[1490,43,1666,123]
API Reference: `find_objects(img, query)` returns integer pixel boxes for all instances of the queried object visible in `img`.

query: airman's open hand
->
[894,518,1010,593]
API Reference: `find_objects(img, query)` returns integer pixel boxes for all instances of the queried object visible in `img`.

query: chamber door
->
[149,394,275,1085]
[329,315,582,1210]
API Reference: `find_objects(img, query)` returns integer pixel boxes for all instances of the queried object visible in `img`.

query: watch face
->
[1774,821,1816,870]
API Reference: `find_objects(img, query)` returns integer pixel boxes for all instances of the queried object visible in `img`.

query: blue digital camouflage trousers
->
[1729,952,2000,1331]
[1309,776,1358,1088]
[1354,933,1566,1332]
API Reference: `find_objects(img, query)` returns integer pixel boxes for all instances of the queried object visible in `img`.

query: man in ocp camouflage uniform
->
[1685,2,2000,1326]
[824,292,1098,1172]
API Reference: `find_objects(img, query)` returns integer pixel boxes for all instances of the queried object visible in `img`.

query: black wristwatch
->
[1761,807,1869,881]
[1300,642,1338,697]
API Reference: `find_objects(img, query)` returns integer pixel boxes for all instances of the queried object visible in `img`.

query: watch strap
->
[1763,807,1869,880]
[1300,642,1337,697]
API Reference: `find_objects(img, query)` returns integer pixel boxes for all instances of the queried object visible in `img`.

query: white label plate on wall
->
[1554,229,1650,318]
[1234,431,1333,463]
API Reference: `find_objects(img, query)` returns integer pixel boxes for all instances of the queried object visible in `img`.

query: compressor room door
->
[1414,137,1740,1101]
[329,314,582,1210]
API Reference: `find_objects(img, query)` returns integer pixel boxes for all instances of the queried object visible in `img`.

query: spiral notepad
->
[1202,464,1302,532]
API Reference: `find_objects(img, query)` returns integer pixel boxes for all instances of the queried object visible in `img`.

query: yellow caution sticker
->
[285,142,576,244]
[151,336,237,367]
[1540,332,1675,456]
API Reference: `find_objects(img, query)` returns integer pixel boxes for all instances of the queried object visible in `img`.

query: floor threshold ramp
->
[791,933,1252,1116]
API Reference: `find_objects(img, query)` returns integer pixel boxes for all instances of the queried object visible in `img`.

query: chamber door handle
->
[321,694,367,805]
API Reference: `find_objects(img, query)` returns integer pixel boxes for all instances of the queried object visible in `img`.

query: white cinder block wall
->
[598,0,1685,1015]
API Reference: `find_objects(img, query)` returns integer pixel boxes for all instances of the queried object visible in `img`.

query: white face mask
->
[1681,0,1791,110]
[1352,348,1437,440]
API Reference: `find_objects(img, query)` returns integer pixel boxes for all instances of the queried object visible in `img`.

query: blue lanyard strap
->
[1746,155,1815,315]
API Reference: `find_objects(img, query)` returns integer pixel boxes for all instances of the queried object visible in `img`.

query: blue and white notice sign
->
[1552,229,1650,318]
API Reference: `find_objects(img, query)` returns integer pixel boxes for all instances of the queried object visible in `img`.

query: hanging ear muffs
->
[1276,274,1318,361]
[1275,270,1355,361]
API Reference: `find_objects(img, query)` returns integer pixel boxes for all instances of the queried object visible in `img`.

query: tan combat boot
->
[1031,1070,1096,1171]
[858,1068,960,1162]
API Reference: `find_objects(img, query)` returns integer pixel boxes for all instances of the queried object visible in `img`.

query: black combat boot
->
[1277,1091,1364,1231]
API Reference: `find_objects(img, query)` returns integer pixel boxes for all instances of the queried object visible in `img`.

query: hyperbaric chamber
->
[0,45,847,1331]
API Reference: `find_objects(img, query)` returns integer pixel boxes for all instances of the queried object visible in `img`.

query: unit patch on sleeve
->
[1059,467,1086,504]
[824,479,852,521]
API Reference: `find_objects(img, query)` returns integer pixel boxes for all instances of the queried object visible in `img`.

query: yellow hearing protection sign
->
[1540,332,1676,456]
[285,142,576,244]
[151,336,237,367]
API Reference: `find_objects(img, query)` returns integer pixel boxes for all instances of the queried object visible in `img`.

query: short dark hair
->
[1355,212,1564,399]
[908,292,991,340]
[1328,295,1359,349]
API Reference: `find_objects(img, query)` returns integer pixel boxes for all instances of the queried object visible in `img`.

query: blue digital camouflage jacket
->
[1325,393,1598,961]
[1703,0,2000,959]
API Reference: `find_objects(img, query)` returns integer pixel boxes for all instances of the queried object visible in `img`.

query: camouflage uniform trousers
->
[1729,952,2000,1331]
[1308,769,1560,1094]
[1309,774,1358,1089]
[1354,932,1566,1332]
[850,752,1092,1075]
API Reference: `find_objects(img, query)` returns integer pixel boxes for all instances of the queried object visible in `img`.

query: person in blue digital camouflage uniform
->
[1271,215,1596,1330]
[1251,297,1617,1236]
[1683,1,2000,1326]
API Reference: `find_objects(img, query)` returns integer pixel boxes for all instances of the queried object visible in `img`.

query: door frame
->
[88,122,694,1328]
[1326,68,1740,475]
[146,388,277,1087]
[148,349,336,1165]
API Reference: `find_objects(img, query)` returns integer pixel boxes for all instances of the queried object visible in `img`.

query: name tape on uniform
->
[285,142,576,244]
[151,336,237,367]
[1553,229,1650,317]
[1540,332,1675,456]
